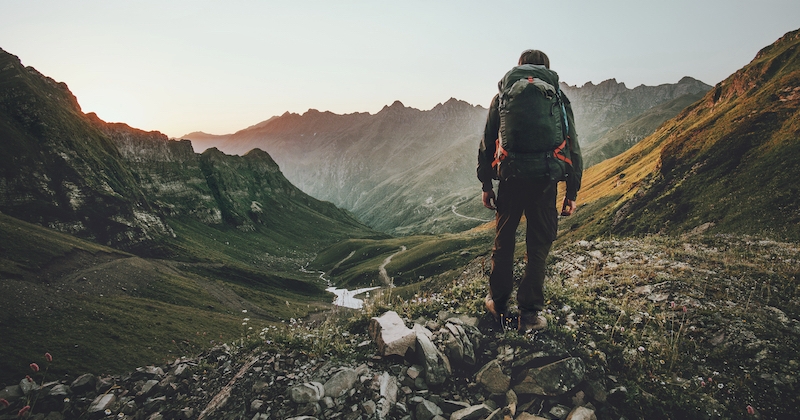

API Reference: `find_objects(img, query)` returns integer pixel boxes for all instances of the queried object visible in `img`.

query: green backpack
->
[493,64,572,182]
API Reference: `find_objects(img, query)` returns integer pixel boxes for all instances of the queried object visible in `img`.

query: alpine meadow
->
[1,27,799,420]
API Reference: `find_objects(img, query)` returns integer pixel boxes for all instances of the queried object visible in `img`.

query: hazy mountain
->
[581,91,708,167]
[561,28,800,242]
[183,80,711,235]
[561,76,712,146]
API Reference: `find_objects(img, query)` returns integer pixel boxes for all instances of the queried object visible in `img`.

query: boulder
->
[288,382,325,404]
[369,311,417,357]
[413,324,451,386]
[324,367,359,398]
[475,360,510,394]
[513,357,586,396]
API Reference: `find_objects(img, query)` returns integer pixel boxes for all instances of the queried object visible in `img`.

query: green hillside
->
[559,28,800,243]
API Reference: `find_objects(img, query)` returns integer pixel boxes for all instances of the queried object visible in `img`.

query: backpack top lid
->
[499,64,560,93]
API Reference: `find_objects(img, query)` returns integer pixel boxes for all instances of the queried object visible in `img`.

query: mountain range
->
[1,26,798,410]
[183,77,711,235]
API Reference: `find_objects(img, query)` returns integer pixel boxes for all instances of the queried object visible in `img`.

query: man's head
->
[518,49,550,68]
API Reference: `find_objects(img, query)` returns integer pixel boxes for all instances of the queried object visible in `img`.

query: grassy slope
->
[0,212,336,384]
[557,28,800,244]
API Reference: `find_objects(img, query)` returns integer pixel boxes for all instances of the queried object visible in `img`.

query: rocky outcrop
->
[0,311,608,420]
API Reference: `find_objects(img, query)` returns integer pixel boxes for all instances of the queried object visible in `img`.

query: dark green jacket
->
[477,90,583,201]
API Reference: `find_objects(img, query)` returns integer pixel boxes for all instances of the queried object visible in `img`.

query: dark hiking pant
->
[489,178,558,313]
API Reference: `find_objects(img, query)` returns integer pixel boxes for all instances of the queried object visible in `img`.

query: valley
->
[1,26,799,419]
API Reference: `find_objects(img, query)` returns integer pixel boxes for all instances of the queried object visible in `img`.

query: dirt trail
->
[451,205,493,222]
[378,246,406,287]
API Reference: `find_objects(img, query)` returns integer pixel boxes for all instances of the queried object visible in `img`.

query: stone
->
[450,403,492,420]
[369,311,417,357]
[250,399,264,412]
[87,393,116,414]
[379,372,398,403]
[407,365,423,379]
[362,399,377,416]
[505,389,518,416]
[143,396,167,413]
[131,366,164,381]
[19,377,39,395]
[172,364,191,379]
[439,400,471,414]
[289,382,325,403]
[176,407,194,420]
[475,360,510,394]
[324,367,359,398]
[140,379,160,396]
[415,398,443,420]
[70,373,97,394]
[0,385,23,402]
[47,384,70,398]
[516,414,548,420]
[549,404,571,419]
[414,324,451,386]
[566,406,597,420]
[513,357,586,396]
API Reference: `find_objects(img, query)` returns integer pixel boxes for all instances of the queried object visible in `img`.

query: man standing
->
[477,49,583,333]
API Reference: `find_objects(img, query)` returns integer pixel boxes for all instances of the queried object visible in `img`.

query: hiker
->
[477,49,583,333]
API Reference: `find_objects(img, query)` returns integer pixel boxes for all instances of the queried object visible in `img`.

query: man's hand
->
[561,198,577,216]
[482,190,496,210]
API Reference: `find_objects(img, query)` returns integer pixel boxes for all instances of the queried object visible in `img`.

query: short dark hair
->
[518,49,550,68]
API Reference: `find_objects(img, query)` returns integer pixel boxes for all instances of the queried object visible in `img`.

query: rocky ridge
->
[2,233,796,419]
[0,312,610,420]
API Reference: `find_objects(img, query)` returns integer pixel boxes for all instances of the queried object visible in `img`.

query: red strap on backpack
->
[553,137,573,166]
[492,138,508,169]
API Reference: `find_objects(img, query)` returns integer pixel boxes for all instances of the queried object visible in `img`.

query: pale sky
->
[2,0,799,138]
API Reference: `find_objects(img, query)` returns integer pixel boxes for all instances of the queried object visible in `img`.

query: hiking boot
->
[518,310,547,334]
[485,295,507,323]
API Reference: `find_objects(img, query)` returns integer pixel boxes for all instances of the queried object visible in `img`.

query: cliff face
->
[0,48,171,249]
[561,76,712,146]
[0,48,376,253]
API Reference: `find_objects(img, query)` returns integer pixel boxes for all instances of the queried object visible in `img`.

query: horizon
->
[2,0,799,138]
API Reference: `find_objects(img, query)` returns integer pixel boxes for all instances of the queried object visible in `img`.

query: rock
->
[549,404,571,419]
[131,366,164,381]
[172,364,192,379]
[289,382,325,403]
[516,414,548,420]
[70,373,97,394]
[0,385,23,401]
[87,393,116,414]
[475,360,510,394]
[176,407,194,420]
[324,367,359,398]
[443,322,476,366]
[19,377,39,395]
[250,399,264,412]
[513,357,586,396]
[140,379,160,397]
[566,406,597,420]
[439,399,471,414]
[369,311,417,357]
[505,389,518,416]
[415,398,443,420]
[379,372,398,403]
[362,399,377,416]
[450,403,492,420]
[413,324,451,386]
[143,396,167,413]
